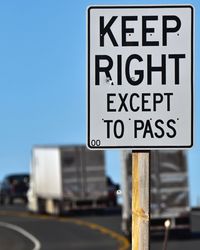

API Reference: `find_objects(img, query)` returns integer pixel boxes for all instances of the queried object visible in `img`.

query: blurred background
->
[0,0,199,250]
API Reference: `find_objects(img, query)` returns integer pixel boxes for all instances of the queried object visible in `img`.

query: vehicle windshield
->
[7,175,29,184]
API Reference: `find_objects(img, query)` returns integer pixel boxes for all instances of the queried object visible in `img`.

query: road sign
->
[87,5,194,149]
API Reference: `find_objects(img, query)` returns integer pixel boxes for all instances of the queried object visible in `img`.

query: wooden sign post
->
[132,152,150,250]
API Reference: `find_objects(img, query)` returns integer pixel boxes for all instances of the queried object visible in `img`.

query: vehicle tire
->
[4,195,13,205]
[107,199,117,207]
[37,198,46,214]
[0,196,4,205]
[8,197,13,205]
[53,201,63,216]
[23,197,28,204]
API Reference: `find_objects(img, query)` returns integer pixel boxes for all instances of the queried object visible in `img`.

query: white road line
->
[0,221,41,250]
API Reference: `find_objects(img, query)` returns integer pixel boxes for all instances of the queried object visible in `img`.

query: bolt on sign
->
[87,5,194,149]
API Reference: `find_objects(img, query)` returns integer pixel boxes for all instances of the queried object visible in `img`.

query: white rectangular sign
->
[87,5,194,149]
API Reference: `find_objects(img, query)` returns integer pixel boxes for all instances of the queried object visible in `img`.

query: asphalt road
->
[0,204,129,250]
[1,204,200,250]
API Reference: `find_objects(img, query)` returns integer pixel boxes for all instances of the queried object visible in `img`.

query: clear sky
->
[0,0,199,206]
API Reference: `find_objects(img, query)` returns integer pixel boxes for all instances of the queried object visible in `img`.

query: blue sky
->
[0,0,199,206]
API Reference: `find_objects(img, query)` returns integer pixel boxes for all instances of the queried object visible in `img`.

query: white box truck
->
[121,150,191,238]
[27,145,109,215]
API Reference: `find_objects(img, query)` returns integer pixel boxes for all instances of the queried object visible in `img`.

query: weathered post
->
[132,152,150,250]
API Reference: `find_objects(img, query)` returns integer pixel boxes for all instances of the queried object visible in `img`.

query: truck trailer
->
[121,150,191,238]
[27,145,109,215]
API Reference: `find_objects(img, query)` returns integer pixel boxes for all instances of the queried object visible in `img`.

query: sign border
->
[87,5,194,149]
